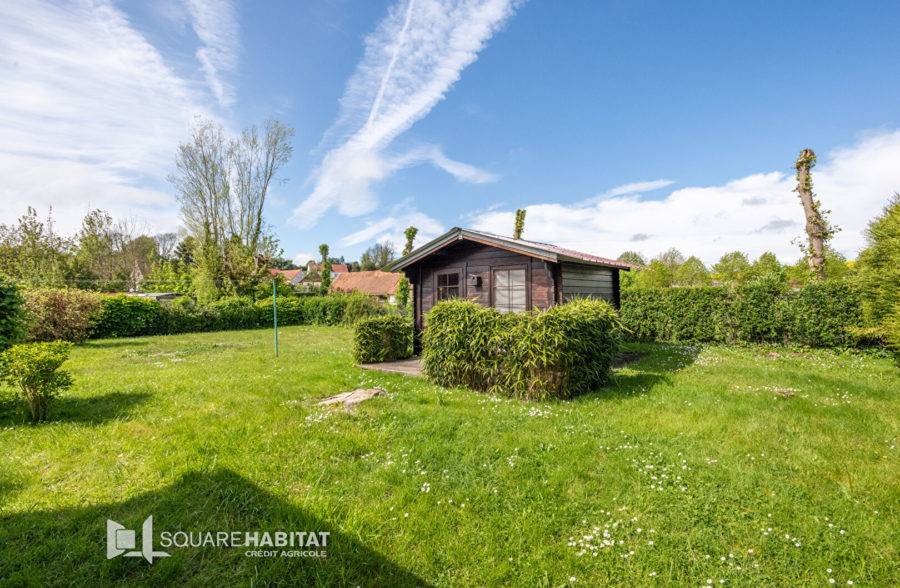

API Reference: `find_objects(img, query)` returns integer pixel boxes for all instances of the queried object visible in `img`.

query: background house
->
[390,227,641,335]
[329,270,404,303]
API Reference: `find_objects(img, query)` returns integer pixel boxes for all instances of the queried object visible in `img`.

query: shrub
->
[422,298,622,400]
[206,297,265,331]
[23,288,105,342]
[620,282,865,347]
[619,288,730,343]
[0,275,26,351]
[353,315,413,363]
[95,295,163,338]
[342,292,387,325]
[0,341,74,421]
[500,298,623,399]
[782,282,863,348]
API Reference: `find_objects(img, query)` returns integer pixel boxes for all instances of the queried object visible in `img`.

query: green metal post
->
[273,281,278,357]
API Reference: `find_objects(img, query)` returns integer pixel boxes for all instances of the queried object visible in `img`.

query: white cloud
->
[587,179,676,202]
[290,0,519,228]
[186,0,240,108]
[339,199,444,249]
[471,129,900,264]
[292,252,317,266]
[0,0,218,235]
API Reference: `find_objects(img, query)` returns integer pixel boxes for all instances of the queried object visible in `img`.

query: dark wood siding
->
[560,263,616,303]
[406,239,622,337]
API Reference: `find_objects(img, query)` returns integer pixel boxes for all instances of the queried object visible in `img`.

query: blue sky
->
[2,0,899,265]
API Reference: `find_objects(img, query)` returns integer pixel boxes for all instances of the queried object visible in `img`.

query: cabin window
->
[436,271,461,300]
[493,268,527,313]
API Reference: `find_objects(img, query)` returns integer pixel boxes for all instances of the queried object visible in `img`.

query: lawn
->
[0,326,897,586]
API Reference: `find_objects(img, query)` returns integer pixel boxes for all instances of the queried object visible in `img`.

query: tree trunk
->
[795,149,826,281]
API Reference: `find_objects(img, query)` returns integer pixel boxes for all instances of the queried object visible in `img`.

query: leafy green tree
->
[0,207,71,287]
[855,194,900,338]
[747,252,781,281]
[674,256,711,287]
[712,251,751,286]
[655,248,685,274]
[617,251,646,288]
[634,259,674,288]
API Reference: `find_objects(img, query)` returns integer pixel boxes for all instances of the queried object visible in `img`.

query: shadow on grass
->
[0,468,429,587]
[80,340,151,349]
[0,391,152,427]
[586,342,702,401]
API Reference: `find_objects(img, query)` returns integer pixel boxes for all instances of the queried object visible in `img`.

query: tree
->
[748,252,781,280]
[154,233,178,260]
[513,209,526,239]
[712,251,751,286]
[403,226,418,256]
[319,244,332,292]
[359,242,396,271]
[794,149,838,281]
[169,116,293,301]
[655,248,685,275]
[0,207,71,287]
[617,251,646,288]
[674,256,711,287]
[855,194,900,331]
[634,259,674,288]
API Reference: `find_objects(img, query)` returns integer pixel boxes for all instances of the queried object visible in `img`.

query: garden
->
[0,318,897,585]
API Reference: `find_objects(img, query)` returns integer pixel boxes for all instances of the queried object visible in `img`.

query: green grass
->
[0,326,897,587]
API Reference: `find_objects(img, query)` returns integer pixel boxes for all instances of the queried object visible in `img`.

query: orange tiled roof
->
[329,271,402,296]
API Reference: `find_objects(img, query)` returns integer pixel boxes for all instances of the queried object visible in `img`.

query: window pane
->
[495,286,509,307]
[447,286,459,298]
[494,270,508,288]
[511,288,526,310]
[447,273,459,286]
[438,274,448,288]
[510,269,526,288]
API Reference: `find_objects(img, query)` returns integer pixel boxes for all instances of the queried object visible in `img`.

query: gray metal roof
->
[389,227,643,271]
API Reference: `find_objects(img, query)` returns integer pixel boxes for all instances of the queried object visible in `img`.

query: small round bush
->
[0,341,74,422]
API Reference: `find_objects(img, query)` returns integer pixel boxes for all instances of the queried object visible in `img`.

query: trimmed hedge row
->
[353,316,413,363]
[21,289,386,340]
[422,298,622,400]
[620,281,865,347]
[0,275,26,350]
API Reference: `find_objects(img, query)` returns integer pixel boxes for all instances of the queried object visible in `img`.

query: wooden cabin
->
[390,227,641,341]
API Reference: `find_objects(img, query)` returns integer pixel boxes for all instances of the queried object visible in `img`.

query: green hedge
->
[620,282,864,347]
[353,316,413,363]
[422,298,622,400]
[17,290,387,340]
[0,275,25,351]
[23,288,105,342]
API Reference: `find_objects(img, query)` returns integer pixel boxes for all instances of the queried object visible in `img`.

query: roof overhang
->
[389,227,633,272]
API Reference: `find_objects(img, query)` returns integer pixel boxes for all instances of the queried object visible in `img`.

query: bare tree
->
[231,119,294,252]
[154,232,178,260]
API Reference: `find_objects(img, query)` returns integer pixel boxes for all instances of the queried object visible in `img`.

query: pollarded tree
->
[403,226,418,256]
[794,149,838,281]
[319,244,332,292]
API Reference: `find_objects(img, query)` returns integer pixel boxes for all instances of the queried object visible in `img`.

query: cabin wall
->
[560,262,616,303]
[406,240,556,331]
